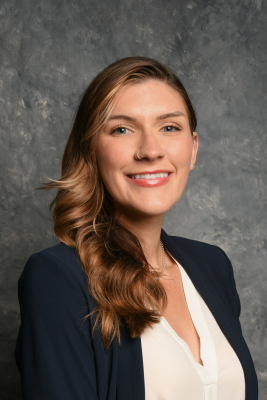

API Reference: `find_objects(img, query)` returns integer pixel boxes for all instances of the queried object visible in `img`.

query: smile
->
[129,172,169,179]
[127,171,172,187]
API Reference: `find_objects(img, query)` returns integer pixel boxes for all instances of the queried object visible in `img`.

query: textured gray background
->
[0,0,266,398]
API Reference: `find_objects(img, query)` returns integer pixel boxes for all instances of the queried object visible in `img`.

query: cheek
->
[97,142,115,166]
[166,138,193,166]
[96,140,128,183]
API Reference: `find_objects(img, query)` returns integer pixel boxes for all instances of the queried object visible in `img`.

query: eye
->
[161,125,181,133]
[110,126,131,135]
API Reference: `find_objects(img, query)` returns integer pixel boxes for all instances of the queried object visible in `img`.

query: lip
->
[126,170,173,187]
[128,170,172,175]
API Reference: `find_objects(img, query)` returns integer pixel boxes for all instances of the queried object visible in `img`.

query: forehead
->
[110,79,188,117]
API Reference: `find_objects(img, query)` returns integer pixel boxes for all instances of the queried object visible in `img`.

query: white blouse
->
[141,258,245,400]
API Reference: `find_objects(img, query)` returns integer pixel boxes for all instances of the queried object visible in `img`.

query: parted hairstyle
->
[44,57,197,348]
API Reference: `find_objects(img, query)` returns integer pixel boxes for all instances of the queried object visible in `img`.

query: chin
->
[113,195,179,220]
[127,201,174,218]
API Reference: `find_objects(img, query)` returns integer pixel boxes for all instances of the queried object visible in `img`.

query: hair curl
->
[42,57,197,348]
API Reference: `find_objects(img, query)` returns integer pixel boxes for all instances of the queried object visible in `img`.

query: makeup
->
[127,170,172,187]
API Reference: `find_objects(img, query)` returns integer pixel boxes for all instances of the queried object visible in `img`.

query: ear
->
[190,131,198,170]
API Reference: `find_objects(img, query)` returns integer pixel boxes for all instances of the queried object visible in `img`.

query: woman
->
[15,57,258,400]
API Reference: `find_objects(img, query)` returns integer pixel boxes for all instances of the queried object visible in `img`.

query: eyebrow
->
[156,112,186,120]
[107,111,186,122]
[107,114,137,122]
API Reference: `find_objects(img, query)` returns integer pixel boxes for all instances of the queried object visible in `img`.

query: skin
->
[95,79,202,364]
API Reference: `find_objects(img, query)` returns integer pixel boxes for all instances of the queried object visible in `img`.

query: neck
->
[116,209,165,271]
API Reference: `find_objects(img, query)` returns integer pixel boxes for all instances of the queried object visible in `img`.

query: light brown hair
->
[43,57,197,347]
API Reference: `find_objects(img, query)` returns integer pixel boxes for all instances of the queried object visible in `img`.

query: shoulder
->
[162,229,233,279]
[169,235,229,265]
[169,235,241,318]
[19,242,91,305]
[169,234,232,278]
[21,242,84,276]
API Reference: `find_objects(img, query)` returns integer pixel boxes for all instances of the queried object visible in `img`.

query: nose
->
[136,130,165,161]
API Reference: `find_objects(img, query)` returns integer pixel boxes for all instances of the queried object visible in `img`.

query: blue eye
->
[111,126,129,135]
[162,125,178,132]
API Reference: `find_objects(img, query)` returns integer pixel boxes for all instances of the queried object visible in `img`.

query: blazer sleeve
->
[15,250,98,400]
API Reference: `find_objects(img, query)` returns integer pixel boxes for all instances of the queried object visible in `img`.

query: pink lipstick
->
[127,170,172,187]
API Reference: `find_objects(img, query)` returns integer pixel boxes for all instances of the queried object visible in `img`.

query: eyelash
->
[110,124,182,135]
[161,124,181,132]
[110,125,131,135]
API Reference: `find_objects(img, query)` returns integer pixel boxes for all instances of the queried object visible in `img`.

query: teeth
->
[130,173,169,179]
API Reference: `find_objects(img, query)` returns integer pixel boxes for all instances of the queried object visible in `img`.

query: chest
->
[161,267,202,364]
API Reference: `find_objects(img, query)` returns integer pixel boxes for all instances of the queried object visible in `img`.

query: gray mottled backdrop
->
[0,0,266,398]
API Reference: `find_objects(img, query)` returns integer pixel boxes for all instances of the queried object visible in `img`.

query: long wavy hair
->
[43,57,197,348]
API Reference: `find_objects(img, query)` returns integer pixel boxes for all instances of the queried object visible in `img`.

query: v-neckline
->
[160,315,204,368]
[162,253,218,382]
[162,250,204,367]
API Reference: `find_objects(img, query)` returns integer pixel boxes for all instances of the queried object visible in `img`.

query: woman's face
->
[95,79,198,220]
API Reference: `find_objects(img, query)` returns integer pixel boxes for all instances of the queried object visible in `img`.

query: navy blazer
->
[15,230,258,399]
